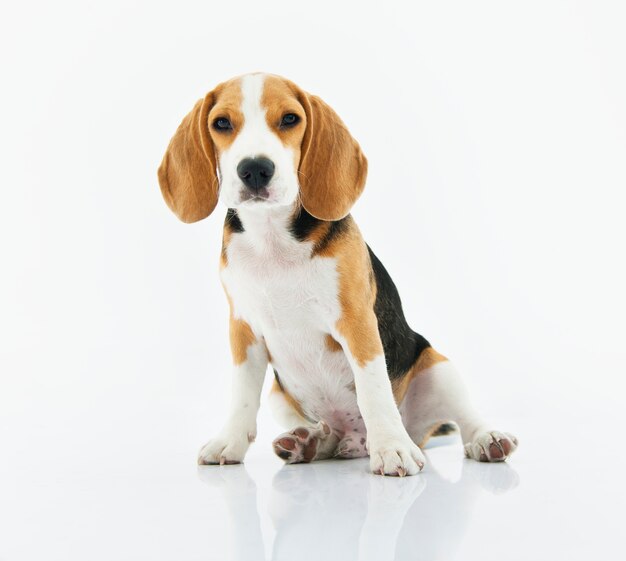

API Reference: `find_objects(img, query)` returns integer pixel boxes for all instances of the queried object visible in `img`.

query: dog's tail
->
[431,422,457,437]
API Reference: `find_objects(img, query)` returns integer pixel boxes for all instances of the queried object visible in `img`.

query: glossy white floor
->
[2,344,624,561]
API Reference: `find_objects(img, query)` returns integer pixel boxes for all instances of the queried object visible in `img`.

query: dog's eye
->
[213,117,233,131]
[280,113,300,128]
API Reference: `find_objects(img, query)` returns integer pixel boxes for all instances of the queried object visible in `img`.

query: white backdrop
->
[1,1,625,559]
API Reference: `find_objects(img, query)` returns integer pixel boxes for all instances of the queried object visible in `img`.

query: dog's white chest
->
[221,232,339,329]
[221,226,363,431]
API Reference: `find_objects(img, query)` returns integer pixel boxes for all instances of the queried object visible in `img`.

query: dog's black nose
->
[237,157,275,190]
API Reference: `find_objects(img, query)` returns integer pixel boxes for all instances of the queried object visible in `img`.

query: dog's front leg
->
[198,317,268,465]
[335,312,426,477]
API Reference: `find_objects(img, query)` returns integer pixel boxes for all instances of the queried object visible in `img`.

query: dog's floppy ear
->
[158,92,219,223]
[297,92,368,221]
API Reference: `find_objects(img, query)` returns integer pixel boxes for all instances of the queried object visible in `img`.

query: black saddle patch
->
[367,245,431,380]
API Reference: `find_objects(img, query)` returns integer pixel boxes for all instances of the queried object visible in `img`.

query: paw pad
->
[272,424,327,464]
[465,431,518,463]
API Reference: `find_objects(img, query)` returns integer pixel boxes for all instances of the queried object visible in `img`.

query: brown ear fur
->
[158,93,219,223]
[298,93,368,221]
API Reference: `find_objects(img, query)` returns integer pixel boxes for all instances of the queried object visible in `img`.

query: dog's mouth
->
[239,187,271,203]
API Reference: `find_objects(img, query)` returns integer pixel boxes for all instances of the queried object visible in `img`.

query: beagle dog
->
[158,73,518,476]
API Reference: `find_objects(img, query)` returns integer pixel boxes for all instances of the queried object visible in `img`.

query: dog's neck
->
[228,203,317,263]
[236,203,296,240]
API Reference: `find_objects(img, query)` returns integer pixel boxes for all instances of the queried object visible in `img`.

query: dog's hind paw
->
[272,421,333,463]
[464,430,518,462]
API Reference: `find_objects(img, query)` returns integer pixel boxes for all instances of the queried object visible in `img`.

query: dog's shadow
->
[198,439,519,560]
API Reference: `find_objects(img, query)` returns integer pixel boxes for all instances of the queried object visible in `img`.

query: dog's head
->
[158,73,368,222]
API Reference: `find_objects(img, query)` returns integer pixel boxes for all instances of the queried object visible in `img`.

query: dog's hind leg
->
[400,357,518,462]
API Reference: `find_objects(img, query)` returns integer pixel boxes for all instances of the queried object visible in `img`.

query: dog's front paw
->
[369,436,426,477]
[198,432,254,466]
[464,430,518,462]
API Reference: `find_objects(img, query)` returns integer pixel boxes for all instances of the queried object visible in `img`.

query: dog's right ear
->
[158,92,219,223]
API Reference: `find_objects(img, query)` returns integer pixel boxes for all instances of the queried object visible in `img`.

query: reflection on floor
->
[198,436,519,561]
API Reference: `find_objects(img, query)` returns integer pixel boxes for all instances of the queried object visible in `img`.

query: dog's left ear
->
[297,92,368,221]
[158,92,219,223]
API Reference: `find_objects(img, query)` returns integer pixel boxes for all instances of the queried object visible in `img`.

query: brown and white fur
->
[158,73,518,476]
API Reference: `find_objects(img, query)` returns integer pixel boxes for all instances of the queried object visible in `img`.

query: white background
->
[1,1,625,560]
